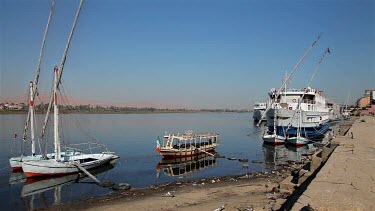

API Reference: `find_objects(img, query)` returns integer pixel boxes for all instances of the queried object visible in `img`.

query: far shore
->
[0,110,251,115]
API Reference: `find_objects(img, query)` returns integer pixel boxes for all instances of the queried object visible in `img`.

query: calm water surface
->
[0,113,313,210]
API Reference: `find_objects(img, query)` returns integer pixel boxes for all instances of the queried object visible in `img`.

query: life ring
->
[292,99,297,103]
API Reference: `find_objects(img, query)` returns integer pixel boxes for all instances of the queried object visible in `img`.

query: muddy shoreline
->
[48,167,297,211]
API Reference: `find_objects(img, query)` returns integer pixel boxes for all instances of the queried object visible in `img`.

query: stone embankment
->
[290,116,375,210]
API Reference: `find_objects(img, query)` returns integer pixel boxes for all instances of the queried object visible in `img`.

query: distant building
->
[357,97,370,108]
[364,90,375,102]
[364,90,374,97]
[361,104,375,116]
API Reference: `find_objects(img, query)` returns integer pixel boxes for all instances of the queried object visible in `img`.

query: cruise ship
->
[265,87,330,138]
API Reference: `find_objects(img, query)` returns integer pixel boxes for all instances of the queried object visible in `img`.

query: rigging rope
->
[284,49,330,134]
[59,83,99,143]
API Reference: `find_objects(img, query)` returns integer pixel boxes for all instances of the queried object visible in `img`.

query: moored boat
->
[22,1,117,178]
[156,130,220,158]
[262,133,286,145]
[286,136,310,147]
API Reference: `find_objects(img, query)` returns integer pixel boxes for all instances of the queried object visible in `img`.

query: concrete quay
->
[291,116,375,210]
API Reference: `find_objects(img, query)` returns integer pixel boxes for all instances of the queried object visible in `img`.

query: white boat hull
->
[262,134,285,145]
[22,153,114,178]
[9,152,79,171]
[286,137,310,146]
[10,155,44,171]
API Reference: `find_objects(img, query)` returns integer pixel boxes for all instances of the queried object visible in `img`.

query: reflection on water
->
[262,144,311,166]
[20,161,117,210]
[157,153,218,178]
[9,172,26,185]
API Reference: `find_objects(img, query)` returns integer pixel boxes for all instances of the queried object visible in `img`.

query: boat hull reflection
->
[157,153,218,177]
[262,143,311,166]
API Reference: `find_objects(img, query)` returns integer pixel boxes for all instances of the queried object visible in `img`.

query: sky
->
[1,0,374,109]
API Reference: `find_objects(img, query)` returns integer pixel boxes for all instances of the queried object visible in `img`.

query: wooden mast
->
[21,0,55,155]
[41,0,85,156]
[53,66,61,161]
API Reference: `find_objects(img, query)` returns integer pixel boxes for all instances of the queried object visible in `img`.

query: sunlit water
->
[0,113,325,210]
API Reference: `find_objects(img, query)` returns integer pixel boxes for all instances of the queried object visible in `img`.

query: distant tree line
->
[0,103,250,113]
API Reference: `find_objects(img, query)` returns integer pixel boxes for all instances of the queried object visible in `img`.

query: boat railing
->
[63,142,110,154]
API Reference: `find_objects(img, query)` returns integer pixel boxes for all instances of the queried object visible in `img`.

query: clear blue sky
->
[1,0,374,109]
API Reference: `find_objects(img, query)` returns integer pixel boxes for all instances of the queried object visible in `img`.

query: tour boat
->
[267,87,331,138]
[263,43,332,139]
[156,130,220,158]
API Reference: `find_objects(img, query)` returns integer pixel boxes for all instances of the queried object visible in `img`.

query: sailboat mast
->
[53,66,61,161]
[41,0,84,154]
[22,0,55,148]
[29,82,36,156]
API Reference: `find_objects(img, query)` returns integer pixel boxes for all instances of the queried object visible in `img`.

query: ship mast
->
[257,34,321,126]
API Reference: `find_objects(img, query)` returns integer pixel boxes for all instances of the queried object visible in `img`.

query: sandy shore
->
[50,170,296,211]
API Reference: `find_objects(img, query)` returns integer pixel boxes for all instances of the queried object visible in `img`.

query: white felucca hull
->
[286,137,309,147]
[10,155,44,171]
[22,153,114,178]
[262,134,285,145]
[9,152,73,171]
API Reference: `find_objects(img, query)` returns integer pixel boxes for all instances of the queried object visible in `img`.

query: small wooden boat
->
[156,130,220,158]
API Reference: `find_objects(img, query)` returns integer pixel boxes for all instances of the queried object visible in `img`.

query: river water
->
[0,113,317,210]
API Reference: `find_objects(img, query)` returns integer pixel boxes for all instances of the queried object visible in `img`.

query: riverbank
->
[291,116,375,210]
[51,170,293,211]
